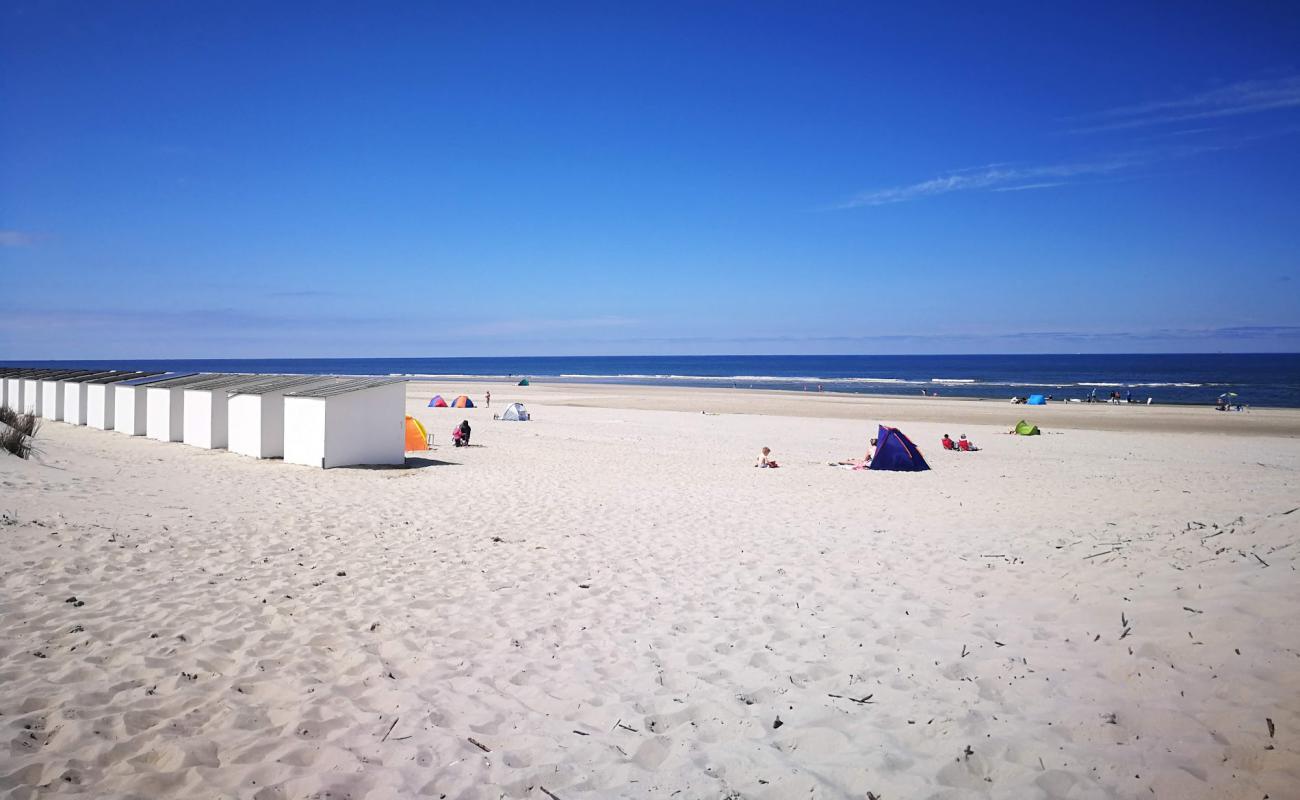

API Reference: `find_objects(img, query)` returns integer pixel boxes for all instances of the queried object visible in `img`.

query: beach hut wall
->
[61,371,122,425]
[85,372,164,430]
[146,374,222,442]
[227,376,338,459]
[283,378,406,468]
[182,375,286,450]
[42,371,101,421]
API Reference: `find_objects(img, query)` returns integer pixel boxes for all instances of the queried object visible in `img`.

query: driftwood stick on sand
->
[381,716,399,742]
[540,786,563,800]
[468,737,491,753]
[1084,548,1118,560]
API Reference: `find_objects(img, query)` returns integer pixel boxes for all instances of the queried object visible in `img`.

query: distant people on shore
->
[485,390,491,408]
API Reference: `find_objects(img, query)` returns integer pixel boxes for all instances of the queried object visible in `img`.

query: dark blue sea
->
[5,354,1299,407]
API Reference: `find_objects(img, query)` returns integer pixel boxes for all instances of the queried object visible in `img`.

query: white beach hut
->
[86,372,163,430]
[33,370,91,419]
[147,374,221,442]
[283,378,406,468]
[5,373,29,412]
[227,375,336,459]
[61,371,121,425]
[0,368,28,408]
[6,370,53,414]
[40,376,68,420]
[115,373,188,436]
[181,375,272,450]
[22,375,47,414]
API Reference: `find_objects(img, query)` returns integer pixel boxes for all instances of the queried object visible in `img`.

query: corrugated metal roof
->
[117,372,196,387]
[24,370,71,379]
[284,377,406,398]
[225,375,339,395]
[56,371,123,383]
[141,373,223,389]
[86,371,166,384]
[179,374,267,392]
[37,370,99,381]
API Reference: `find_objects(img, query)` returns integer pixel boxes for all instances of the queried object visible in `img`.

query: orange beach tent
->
[449,395,475,408]
[404,416,430,451]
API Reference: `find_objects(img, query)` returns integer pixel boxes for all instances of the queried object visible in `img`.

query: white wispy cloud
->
[1070,75,1300,133]
[0,230,36,247]
[458,316,638,337]
[837,158,1133,208]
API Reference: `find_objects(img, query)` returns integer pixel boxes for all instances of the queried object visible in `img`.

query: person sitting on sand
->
[941,434,956,450]
[453,419,471,447]
[756,446,779,468]
[831,438,877,469]
[958,434,979,451]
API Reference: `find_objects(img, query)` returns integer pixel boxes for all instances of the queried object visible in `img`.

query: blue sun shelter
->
[870,425,930,472]
[1026,394,1046,405]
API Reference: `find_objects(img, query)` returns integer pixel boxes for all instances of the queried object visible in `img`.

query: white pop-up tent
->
[86,372,164,430]
[227,375,336,459]
[60,371,122,425]
[499,402,530,421]
[147,374,222,442]
[181,374,274,450]
[283,378,406,468]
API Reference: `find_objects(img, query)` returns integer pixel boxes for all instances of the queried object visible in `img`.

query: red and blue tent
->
[870,425,930,472]
[428,395,448,408]
[449,395,475,408]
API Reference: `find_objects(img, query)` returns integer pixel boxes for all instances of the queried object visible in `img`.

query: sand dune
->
[2,383,1298,799]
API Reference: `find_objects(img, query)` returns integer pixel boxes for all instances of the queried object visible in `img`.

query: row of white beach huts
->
[0,368,408,468]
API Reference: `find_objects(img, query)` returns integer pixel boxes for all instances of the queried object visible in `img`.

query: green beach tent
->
[1014,420,1040,436]
[517,378,530,386]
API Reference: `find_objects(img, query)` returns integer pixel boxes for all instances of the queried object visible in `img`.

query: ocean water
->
[5,353,1299,407]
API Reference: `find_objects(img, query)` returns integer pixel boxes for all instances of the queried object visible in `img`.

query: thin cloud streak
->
[459,316,639,337]
[837,158,1134,208]
[837,137,1268,209]
[1070,75,1300,133]
[0,230,36,247]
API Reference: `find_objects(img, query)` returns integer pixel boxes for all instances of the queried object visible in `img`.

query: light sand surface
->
[2,382,1298,799]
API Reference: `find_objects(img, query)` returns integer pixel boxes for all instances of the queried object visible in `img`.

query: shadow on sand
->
[336,456,461,471]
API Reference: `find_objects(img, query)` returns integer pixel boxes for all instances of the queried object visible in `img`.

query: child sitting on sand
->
[958,434,979,451]
[942,434,956,450]
[756,447,779,468]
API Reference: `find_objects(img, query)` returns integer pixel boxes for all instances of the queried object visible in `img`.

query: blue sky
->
[2,2,1299,358]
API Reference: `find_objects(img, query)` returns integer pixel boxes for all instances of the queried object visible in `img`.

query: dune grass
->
[0,405,40,458]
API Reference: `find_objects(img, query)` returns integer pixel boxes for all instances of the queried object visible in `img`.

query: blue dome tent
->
[870,425,930,472]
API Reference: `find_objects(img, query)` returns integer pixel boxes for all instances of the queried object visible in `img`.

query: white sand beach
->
[2,382,1298,799]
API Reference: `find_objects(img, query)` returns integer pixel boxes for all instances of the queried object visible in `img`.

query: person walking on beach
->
[485,390,491,408]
